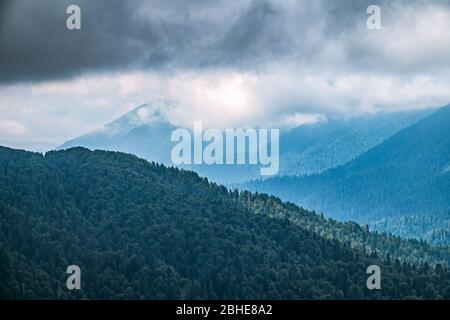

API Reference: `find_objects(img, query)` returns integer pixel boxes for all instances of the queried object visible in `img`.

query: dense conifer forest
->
[0,147,449,299]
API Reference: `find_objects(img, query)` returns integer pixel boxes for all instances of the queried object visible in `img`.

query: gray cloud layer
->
[2,0,449,84]
[1,0,450,143]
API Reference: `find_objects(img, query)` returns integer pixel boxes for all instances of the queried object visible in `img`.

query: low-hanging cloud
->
[1,68,450,143]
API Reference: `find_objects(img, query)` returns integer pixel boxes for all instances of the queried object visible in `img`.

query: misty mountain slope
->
[243,105,450,244]
[0,140,57,153]
[1,146,449,299]
[278,108,434,176]
[58,102,266,183]
[58,103,433,184]
[58,102,176,164]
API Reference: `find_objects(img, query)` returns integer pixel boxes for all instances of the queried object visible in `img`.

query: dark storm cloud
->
[207,1,280,67]
[0,0,333,83]
[0,0,449,84]
[0,0,165,83]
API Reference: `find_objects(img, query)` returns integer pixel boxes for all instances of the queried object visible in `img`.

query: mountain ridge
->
[1,146,449,299]
[57,102,435,183]
[243,104,450,244]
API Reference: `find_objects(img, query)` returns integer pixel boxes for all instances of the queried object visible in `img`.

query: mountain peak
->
[104,100,172,135]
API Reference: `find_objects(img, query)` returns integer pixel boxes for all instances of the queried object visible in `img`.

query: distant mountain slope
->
[58,101,176,165]
[278,108,434,176]
[0,147,449,299]
[0,140,57,153]
[244,105,450,244]
[58,102,433,183]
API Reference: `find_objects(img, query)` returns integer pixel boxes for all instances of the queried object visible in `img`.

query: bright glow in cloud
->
[167,72,260,129]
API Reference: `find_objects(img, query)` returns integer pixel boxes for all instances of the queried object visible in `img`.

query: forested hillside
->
[244,105,450,244]
[0,147,449,299]
[278,108,433,176]
[239,193,450,266]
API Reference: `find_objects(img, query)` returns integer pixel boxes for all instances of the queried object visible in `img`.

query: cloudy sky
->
[1,0,450,144]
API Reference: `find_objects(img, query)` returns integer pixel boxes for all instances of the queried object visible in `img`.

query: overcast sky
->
[1,0,450,143]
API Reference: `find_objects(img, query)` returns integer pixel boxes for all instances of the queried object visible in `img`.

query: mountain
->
[0,146,449,299]
[58,101,176,165]
[278,108,434,176]
[243,105,450,244]
[57,103,433,183]
[57,101,260,183]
